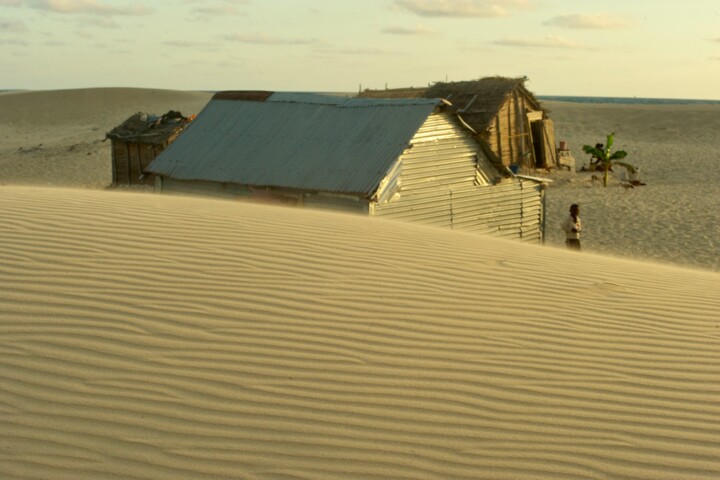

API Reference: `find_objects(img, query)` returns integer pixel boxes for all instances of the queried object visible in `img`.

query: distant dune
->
[1,186,719,479]
[0,88,212,189]
[0,87,212,126]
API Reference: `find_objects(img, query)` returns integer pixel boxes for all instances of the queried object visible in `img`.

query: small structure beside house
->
[146,91,547,242]
[106,110,192,186]
[359,76,558,171]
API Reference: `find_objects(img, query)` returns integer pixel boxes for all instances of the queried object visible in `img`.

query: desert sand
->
[1,89,719,479]
[541,100,720,271]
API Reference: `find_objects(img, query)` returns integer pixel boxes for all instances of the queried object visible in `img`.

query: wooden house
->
[106,111,192,186]
[359,77,558,170]
[146,92,547,242]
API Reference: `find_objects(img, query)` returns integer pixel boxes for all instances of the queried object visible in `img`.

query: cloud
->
[182,0,248,4]
[0,19,27,33]
[222,32,317,45]
[308,44,400,59]
[395,0,521,18]
[322,46,396,55]
[494,35,587,49]
[184,0,248,16]
[381,24,437,35]
[24,0,151,16]
[75,16,119,29]
[163,40,219,51]
[544,14,632,29]
[191,4,247,17]
[193,6,245,15]
[0,38,27,45]
[165,40,201,48]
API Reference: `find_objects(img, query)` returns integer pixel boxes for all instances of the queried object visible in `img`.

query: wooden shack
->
[106,111,192,186]
[359,77,558,170]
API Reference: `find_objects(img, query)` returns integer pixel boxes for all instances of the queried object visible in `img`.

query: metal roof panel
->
[147,94,441,196]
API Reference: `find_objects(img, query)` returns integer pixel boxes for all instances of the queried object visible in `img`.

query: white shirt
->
[562,214,582,240]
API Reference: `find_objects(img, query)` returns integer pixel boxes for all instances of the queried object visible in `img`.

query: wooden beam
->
[526,117,538,168]
[136,143,143,184]
[111,141,117,185]
[125,142,131,185]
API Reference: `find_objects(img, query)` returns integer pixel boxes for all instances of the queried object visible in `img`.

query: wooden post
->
[542,120,557,168]
[136,143,143,184]
[507,99,515,166]
[526,117,537,169]
[495,115,503,165]
[111,141,117,185]
[513,92,523,167]
[125,142,131,185]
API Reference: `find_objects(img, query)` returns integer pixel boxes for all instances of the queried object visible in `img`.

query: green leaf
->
[613,160,636,173]
[582,145,603,157]
[609,150,628,161]
[606,133,615,151]
[582,134,635,184]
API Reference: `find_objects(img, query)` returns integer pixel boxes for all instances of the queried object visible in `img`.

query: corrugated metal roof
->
[147,92,441,196]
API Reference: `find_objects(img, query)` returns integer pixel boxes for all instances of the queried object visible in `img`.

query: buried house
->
[146,91,547,242]
[359,76,558,171]
[106,110,193,186]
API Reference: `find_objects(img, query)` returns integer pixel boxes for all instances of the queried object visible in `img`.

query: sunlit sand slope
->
[1,186,719,479]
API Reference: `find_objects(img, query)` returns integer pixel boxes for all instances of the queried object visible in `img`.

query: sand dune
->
[2,186,719,479]
[0,88,212,188]
[0,87,212,126]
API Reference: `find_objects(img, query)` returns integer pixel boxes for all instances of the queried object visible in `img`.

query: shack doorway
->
[530,120,545,168]
[527,114,557,170]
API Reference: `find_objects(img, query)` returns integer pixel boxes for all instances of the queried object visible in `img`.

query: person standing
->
[563,204,582,250]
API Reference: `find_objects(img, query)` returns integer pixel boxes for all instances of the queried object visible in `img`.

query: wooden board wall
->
[111,141,163,185]
[482,94,544,168]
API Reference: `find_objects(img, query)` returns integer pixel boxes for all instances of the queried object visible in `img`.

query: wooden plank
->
[495,114,503,164]
[110,141,118,184]
[542,119,557,168]
[526,117,537,169]
[125,142,131,186]
[136,143,143,184]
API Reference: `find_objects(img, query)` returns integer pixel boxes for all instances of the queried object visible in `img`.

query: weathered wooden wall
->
[483,92,553,169]
[112,141,164,186]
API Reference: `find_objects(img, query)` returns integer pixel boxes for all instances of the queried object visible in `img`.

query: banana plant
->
[582,133,634,187]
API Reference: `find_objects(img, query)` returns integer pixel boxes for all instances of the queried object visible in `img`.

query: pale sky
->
[2,0,719,99]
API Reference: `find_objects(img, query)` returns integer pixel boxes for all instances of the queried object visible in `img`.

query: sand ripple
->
[1,186,719,479]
